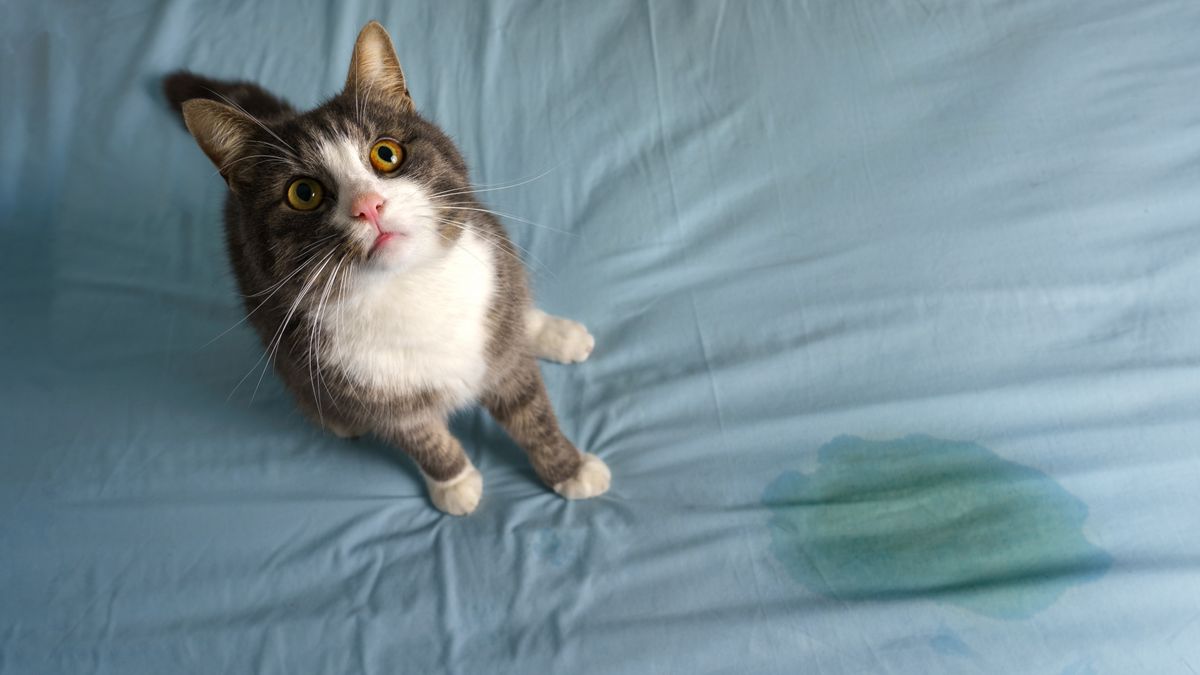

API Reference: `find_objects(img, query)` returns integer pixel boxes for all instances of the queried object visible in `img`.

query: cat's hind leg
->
[525,308,594,364]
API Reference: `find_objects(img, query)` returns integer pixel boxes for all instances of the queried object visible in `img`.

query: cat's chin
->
[366,238,417,268]
[364,243,438,275]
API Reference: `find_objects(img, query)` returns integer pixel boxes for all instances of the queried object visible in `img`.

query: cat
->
[163,21,609,515]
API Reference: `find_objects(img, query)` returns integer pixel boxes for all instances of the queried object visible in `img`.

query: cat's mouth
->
[369,231,407,256]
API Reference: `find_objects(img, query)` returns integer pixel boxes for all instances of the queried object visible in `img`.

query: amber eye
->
[286,178,324,211]
[369,138,405,173]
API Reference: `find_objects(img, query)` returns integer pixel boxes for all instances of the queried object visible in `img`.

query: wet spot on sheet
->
[533,528,581,567]
[928,627,973,657]
[763,435,1111,619]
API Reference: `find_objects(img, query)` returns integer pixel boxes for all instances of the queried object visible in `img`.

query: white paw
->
[527,309,595,364]
[426,465,483,516]
[554,454,611,500]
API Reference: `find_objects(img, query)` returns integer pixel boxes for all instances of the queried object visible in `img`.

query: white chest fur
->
[323,231,496,407]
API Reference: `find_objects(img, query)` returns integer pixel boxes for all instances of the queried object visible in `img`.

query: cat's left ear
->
[180,99,257,189]
[344,21,413,111]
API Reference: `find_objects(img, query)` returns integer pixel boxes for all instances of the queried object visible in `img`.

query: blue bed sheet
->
[3,1,1200,673]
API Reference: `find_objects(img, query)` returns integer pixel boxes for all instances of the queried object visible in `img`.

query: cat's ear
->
[344,21,413,111]
[180,99,256,188]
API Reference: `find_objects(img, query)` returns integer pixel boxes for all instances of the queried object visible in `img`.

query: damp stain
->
[928,627,973,657]
[762,435,1111,619]
[533,528,580,567]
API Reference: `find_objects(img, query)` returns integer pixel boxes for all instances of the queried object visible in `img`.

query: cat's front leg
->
[525,308,594,364]
[384,417,482,516]
[482,358,610,499]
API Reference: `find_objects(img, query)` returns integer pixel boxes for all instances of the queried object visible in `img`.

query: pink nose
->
[350,192,385,228]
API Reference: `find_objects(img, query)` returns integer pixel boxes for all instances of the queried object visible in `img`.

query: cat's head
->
[179,22,473,276]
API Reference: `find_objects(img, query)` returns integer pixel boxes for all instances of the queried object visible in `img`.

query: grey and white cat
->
[164,21,609,515]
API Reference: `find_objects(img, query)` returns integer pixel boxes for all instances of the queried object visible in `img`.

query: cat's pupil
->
[378,146,394,162]
[296,183,313,201]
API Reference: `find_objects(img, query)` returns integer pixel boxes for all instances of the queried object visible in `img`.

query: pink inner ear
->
[351,192,385,230]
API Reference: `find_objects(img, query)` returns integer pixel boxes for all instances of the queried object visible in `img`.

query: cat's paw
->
[554,454,611,500]
[426,466,483,516]
[527,309,595,364]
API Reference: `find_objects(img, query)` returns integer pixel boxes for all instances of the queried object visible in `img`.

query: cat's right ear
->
[180,99,256,189]
[344,21,413,111]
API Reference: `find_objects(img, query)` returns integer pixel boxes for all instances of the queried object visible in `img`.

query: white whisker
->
[429,215,556,280]
[331,268,372,417]
[435,204,576,236]
[416,204,552,270]
[202,87,298,157]
[243,139,296,158]
[213,154,291,178]
[203,247,331,349]
[247,250,336,403]
[427,224,492,272]
[426,165,560,200]
[307,256,343,425]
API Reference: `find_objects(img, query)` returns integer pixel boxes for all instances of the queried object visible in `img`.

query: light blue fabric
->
[4,1,1200,673]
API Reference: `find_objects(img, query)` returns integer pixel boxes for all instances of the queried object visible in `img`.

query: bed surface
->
[3,1,1200,673]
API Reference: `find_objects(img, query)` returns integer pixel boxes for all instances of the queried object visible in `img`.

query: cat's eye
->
[369,138,405,173]
[285,178,325,211]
